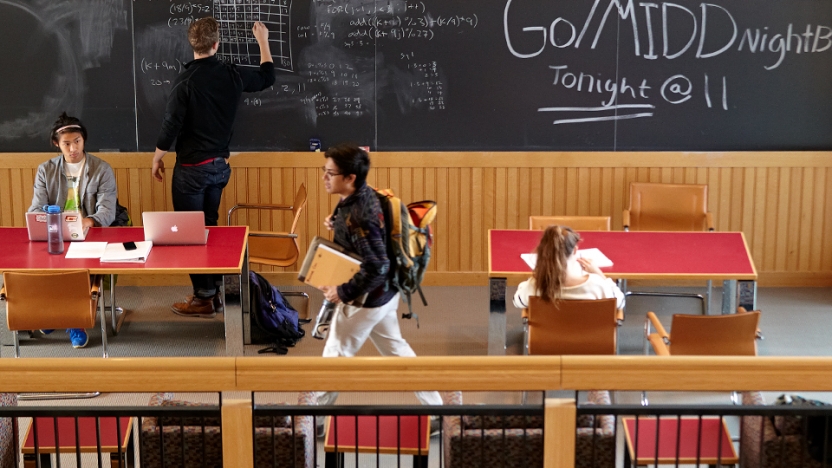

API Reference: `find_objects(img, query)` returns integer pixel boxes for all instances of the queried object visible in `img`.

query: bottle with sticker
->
[46,205,64,254]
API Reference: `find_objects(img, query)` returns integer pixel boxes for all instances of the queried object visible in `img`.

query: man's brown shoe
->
[213,294,224,313]
[171,296,216,318]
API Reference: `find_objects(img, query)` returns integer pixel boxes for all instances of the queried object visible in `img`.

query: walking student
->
[152,17,275,317]
[317,143,443,408]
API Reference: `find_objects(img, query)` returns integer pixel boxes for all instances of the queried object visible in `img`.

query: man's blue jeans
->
[171,158,231,299]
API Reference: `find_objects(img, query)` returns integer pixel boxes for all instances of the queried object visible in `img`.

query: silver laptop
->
[26,212,90,241]
[142,211,209,245]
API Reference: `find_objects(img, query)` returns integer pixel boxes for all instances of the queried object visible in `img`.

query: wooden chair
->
[622,182,714,314]
[227,183,308,268]
[1,270,106,400]
[529,215,611,231]
[643,308,760,405]
[524,297,621,356]
[1,270,106,359]
[623,182,713,232]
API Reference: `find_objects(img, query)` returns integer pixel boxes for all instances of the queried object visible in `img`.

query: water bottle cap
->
[47,205,61,214]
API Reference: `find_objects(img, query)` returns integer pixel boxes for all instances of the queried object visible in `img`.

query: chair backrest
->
[529,215,611,231]
[627,182,709,231]
[527,297,618,355]
[668,311,760,356]
[249,184,307,267]
[4,270,96,331]
[289,183,308,234]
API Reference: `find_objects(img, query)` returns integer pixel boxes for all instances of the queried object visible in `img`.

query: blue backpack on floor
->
[249,272,305,354]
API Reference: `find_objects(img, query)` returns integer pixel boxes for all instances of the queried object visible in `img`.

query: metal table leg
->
[225,245,248,356]
[106,275,126,335]
[488,277,507,356]
[721,280,738,315]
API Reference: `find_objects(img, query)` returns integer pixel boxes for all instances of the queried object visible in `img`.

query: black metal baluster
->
[271,415,276,468]
[115,416,122,468]
[633,415,640,468]
[95,417,103,468]
[694,415,702,468]
[376,415,380,468]
[74,417,81,468]
[501,414,507,468]
[590,411,598,468]
[716,415,724,468]
[653,414,660,468]
[355,414,359,468]
[33,417,41,468]
[823,415,830,468]
[397,414,402,468]
[674,414,682,468]
[179,416,186,468]
[158,413,165,468]
[201,416,207,468]
[54,416,61,468]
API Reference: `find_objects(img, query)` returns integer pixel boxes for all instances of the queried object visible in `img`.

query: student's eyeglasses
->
[321,167,343,178]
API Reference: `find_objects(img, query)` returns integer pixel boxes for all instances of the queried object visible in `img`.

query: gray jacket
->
[28,153,117,227]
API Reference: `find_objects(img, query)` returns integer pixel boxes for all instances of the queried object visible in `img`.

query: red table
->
[622,416,738,467]
[324,415,430,468]
[22,416,133,468]
[0,227,249,355]
[488,230,757,354]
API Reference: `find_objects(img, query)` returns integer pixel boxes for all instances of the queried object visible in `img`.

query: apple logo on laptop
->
[171,225,179,233]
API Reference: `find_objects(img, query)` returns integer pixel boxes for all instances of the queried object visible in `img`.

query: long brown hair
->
[532,225,581,302]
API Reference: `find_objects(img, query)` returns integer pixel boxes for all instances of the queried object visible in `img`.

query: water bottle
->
[312,300,336,340]
[46,205,64,254]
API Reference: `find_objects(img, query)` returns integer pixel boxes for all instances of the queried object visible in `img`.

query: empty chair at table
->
[643,308,760,405]
[622,182,714,314]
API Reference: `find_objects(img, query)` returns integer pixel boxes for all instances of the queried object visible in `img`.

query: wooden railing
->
[3,356,832,467]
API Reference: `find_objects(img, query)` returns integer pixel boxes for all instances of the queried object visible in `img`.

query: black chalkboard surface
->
[1,0,831,152]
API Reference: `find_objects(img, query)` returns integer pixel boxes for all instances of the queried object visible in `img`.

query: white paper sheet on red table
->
[520,248,613,270]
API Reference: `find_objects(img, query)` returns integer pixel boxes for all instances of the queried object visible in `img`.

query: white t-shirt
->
[513,274,625,310]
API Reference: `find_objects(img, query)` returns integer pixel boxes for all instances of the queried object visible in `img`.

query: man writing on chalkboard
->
[152,17,275,317]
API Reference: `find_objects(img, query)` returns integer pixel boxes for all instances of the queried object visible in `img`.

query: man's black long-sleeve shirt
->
[156,56,275,165]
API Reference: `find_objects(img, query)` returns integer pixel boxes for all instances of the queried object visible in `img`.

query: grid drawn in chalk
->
[213,0,293,72]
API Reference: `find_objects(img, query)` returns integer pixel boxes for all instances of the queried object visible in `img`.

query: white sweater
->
[513,274,625,310]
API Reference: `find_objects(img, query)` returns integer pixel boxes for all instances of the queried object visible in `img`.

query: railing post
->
[221,394,254,468]
[544,398,576,468]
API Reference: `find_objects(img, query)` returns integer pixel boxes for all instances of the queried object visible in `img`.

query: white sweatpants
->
[318,293,442,406]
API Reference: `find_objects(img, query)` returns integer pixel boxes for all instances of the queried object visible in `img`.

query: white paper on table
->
[65,242,108,259]
[576,248,613,268]
[521,253,537,269]
[521,249,613,270]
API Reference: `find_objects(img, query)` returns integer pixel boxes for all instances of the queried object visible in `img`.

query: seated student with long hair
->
[513,225,625,309]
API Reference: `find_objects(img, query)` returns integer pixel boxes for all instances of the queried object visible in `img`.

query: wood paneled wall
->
[2,152,830,285]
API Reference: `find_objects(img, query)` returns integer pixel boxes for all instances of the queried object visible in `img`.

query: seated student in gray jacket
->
[27,112,118,349]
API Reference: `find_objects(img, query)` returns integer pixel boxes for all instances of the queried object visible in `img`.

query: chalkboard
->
[1,0,831,152]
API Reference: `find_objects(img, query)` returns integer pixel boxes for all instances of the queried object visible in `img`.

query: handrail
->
[2,356,832,393]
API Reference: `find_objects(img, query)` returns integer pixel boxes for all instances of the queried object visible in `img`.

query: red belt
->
[181,157,226,167]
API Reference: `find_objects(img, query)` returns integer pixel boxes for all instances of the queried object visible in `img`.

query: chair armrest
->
[646,312,669,343]
[90,275,103,301]
[648,334,671,356]
[706,212,714,231]
[622,210,630,231]
[0,285,5,301]
[616,308,624,326]
[248,232,298,239]
[227,203,293,225]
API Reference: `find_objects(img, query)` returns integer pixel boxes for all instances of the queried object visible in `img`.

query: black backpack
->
[249,272,305,354]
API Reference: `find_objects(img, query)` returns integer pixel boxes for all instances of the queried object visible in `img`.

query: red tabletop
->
[489,230,757,281]
[324,415,430,455]
[23,417,132,453]
[0,226,247,275]
[623,417,738,465]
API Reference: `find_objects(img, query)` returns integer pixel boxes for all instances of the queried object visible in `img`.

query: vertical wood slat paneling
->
[2,153,831,280]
